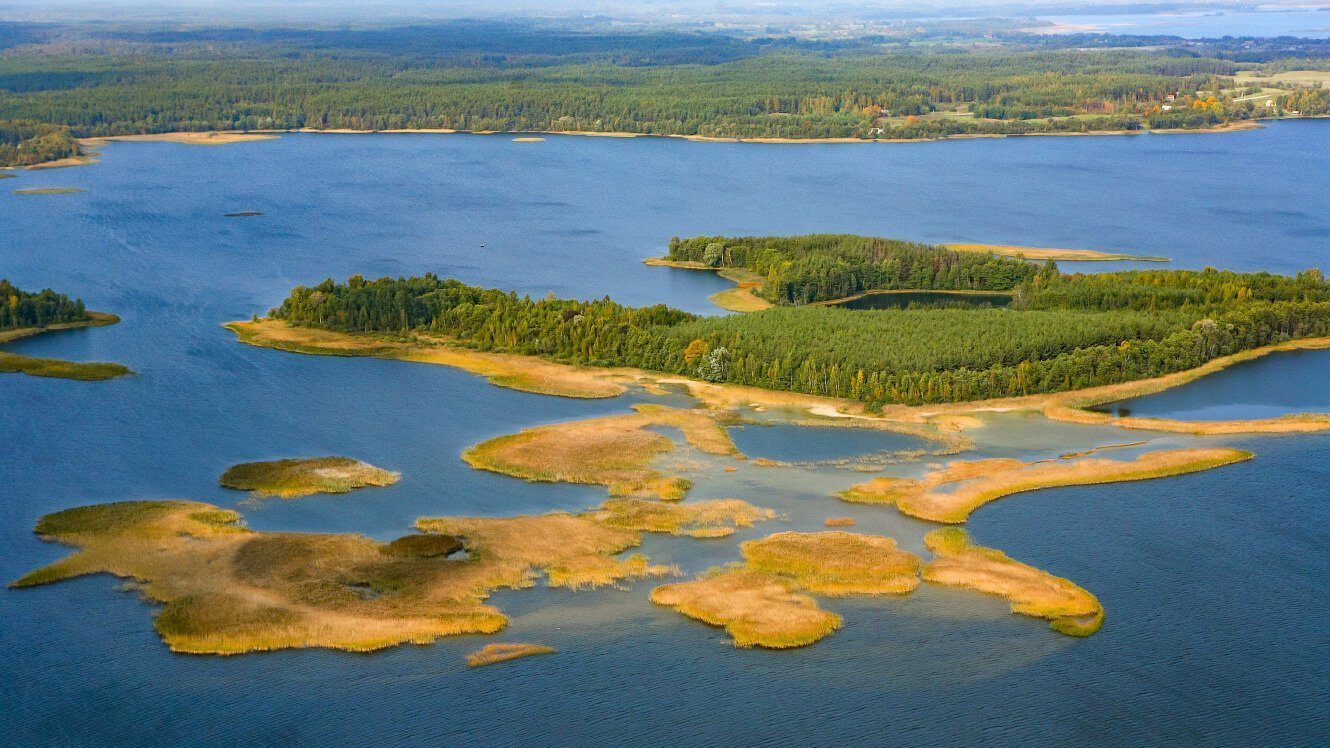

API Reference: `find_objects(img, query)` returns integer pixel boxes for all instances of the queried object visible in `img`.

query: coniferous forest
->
[270,241,1330,407]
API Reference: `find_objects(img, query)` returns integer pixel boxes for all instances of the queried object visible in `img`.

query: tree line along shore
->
[5,21,1330,167]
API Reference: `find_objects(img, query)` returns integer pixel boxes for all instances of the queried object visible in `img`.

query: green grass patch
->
[0,351,130,380]
[220,457,400,499]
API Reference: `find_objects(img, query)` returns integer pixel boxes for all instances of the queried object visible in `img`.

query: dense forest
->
[270,262,1330,407]
[1,20,1328,163]
[0,279,89,329]
[668,235,1041,304]
[0,120,80,167]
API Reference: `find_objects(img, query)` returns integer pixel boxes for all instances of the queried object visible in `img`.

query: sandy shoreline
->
[71,118,1276,152]
[227,318,1330,438]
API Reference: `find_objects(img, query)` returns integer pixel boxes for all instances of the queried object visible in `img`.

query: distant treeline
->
[0,120,80,167]
[1,21,1328,156]
[0,279,89,329]
[270,259,1330,407]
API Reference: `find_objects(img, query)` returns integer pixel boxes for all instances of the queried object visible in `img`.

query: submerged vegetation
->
[264,248,1330,407]
[219,457,400,499]
[467,643,556,668]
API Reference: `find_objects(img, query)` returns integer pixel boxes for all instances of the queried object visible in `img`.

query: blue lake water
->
[2,123,1328,747]
[1095,347,1330,421]
[1039,9,1330,38]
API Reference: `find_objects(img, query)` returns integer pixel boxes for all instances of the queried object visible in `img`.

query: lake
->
[1038,9,1330,39]
[2,123,1328,747]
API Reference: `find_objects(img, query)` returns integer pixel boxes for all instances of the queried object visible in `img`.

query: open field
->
[922,528,1103,636]
[220,457,400,499]
[1234,70,1330,87]
[462,405,739,500]
[841,448,1252,523]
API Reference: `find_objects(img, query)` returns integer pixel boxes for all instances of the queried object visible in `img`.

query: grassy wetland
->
[840,447,1253,523]
[462,404,740,500]
[652,530,924,648]
[11,493,782,654]
[922,528,1104,637]
[219,457,400,499]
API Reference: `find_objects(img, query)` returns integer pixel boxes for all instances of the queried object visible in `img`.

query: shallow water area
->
[2,127,1328,747]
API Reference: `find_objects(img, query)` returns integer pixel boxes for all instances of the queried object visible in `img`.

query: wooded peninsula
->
[265,236,1330,407]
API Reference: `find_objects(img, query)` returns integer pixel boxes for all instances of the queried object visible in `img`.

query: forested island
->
[3,20,1330,165]
[261,238,1330,407]
[0,280,129,380]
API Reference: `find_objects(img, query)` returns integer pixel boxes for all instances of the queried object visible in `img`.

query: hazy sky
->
[3,0,1324,25]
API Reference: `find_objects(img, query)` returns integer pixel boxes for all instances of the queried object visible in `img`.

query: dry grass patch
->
[100,132,279,145]
[12,498,690,655]
[467,642,556,667]
[226,318,626,398]
[585,497,774,538]
[650,569,842,649]
[462,405,739,499]
[942,242,1168,262]
[416,513,674,590]
[653,529,925,647]
[742,531,921,596]
[923,528,1103,636]
[220,457,400,499]
[824,516,855,527]
[841,448,1251,523]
